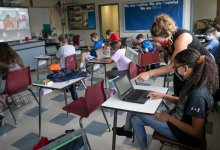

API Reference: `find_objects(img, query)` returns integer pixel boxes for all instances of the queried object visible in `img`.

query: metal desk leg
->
[104,64,107,88]
[112,110,118,150]
[37,59,39,80]
[80,80,87,89]
[91,63,94,85]
[38,87,42,138]
[64,88,68,117]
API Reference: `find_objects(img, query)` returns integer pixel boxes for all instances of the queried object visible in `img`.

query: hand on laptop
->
[147,91,165,99]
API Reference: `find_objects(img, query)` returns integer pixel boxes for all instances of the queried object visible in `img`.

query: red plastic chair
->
[65,54,77,71]
[128,61,138,85]
[72,35,80,46]
[152,108,212,150]
[2,66,38,124]
[63,79,111,150]
[128,61,138,79]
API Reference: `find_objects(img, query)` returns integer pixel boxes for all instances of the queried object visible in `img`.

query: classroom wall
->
[20,0,193,44]
[192,0,217,30]
[62,0,192,45]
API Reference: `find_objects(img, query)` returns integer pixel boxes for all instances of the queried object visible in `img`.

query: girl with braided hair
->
[129,48,218,150]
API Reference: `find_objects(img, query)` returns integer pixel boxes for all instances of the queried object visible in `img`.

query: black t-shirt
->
[172,28,212,57]
[170,29,212,96]
[167,87,214,147]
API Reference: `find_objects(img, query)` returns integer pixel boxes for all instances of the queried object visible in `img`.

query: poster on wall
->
[67,4,96,30]
[124,0,183,31]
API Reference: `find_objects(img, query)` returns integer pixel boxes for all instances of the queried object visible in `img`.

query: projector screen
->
[0,7,31,42]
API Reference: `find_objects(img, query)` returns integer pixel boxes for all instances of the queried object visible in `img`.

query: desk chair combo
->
[63,79,111,150]
[2,66,38,124]
[65,54,87,88]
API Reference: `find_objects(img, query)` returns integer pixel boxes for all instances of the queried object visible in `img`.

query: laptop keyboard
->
[127,90,146,100]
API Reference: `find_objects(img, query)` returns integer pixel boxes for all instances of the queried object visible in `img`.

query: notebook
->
[113,75,150,104]
[95,48,111,59]
[40,129,89,150]
[45,45,57,56]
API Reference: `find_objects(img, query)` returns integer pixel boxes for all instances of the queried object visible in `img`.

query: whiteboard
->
[29,8,50,37]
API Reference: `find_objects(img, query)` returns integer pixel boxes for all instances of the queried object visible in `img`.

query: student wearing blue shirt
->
[80,32,104,71]
[136,34,154,52]
[204,27,219,61]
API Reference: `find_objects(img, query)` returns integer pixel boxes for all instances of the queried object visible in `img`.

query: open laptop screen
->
[45,46,57,55]
[40,130,88,150]
[114,75,133,97]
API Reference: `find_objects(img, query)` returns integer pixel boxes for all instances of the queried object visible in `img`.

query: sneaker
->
[114,126,133,138]
[93,64,100,71]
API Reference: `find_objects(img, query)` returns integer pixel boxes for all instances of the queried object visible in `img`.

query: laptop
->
[113,75,150,104]
[40,129,89,150]
[95,48,111,59]
[45,45,58,56]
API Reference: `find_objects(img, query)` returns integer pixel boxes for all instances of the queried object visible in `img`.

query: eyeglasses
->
[173,65,184,72]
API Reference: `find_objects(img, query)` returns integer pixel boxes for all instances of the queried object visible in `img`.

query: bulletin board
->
[67,4,96,30]
[124,0,183,31]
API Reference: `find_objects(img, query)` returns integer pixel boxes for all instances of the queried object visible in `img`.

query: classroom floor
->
[0,63,220,150]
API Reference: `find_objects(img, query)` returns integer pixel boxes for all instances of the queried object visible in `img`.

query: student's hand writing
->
[154,112,171,122]
[148,91,165,99]
[134,71,150,82]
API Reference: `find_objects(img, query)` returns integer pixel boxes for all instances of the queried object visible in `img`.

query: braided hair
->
[174,49,219,99]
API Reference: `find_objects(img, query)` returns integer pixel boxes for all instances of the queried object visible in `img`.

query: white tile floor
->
[0,64,220,150]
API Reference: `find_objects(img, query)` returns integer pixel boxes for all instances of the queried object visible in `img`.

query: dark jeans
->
[69,84,78,100]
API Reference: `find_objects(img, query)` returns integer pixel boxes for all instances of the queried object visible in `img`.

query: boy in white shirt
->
[56,34,78,100]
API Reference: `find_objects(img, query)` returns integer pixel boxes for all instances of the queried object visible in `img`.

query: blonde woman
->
[135,14,212,96]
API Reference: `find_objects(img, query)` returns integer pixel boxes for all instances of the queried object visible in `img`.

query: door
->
[99,4,119,39]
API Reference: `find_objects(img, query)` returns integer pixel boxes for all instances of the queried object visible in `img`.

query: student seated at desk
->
[136,34,154,52]
[80,32,104,71]
[204,27,219,60]
[106,29,121,42]
[96,41,131,79]
[0,42,24,126]
[116,49,218,150]
[55,34,78,100]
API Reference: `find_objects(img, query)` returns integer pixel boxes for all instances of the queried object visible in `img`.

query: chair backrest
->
[128,61,138,79]
[140,52,153,66]
[151,50,160,64]
[65,54,77,70]
[4,66,31,94]
[85,80,106,114]
[72,35,80,46]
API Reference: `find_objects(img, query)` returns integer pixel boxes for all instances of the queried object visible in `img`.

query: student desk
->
[34,55,56,80]
[102,85,168,150]
[32,77,87,137]
[88,60,113,88]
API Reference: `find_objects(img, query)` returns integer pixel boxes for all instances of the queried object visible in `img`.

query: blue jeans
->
[69,84,78,100]
[131,114,177,150]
